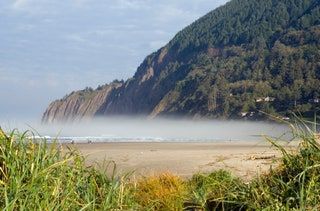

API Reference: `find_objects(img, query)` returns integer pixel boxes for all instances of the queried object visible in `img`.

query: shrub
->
[134,173,187,210]
[186,170,247,210]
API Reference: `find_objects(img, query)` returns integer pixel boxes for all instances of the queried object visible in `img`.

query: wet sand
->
[68,141,298,180]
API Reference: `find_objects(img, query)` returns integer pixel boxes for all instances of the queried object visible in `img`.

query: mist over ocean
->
[0,117,290,143]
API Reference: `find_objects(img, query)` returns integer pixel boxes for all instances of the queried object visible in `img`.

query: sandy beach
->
[67,141,299,181]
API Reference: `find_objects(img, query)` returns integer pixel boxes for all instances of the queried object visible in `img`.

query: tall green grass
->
[0,129,138,210]
[184,119,320,210]
[0,121,320,210]
[244,119,320,210]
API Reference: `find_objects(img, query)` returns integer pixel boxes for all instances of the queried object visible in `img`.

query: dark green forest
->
[148,0,320,119]
[43,0,320,121]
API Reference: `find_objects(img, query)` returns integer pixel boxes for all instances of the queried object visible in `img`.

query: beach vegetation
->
[0,121,320,210]
[134,173,187,210]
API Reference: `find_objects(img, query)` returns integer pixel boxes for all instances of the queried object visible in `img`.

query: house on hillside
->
[240,111,255,118]
[265,97,275,102]
[256,97,275,103]
[256,98,264,103]
[309,99,320,104]
[241,112,248,117]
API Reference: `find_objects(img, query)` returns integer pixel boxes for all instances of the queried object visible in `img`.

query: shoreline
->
[64,141,299,180]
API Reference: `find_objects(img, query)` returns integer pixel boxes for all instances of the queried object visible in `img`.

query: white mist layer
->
[0,117,290,143]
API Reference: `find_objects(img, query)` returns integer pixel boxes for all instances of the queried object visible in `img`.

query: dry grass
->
[134,173,187,210]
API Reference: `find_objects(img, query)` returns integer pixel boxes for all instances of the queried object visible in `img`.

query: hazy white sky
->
[0,0,228,120]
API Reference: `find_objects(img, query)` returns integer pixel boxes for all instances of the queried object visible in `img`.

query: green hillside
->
[43,0,320,122]
[147,0,320,119]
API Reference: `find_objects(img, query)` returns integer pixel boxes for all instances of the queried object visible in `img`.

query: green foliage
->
[186,170,247,210]
[45,0,320,121]
[1,119,320,210]
[141,0,320,119]
[0,130,137,210]
[244,120,320,210]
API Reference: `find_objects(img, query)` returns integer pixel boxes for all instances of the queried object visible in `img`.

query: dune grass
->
[0,129,138,210]
[134,173,187,210]
[0,121,319,210]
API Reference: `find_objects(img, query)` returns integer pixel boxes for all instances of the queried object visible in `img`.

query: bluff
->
[43,0,320,123]
[42,82,123,123]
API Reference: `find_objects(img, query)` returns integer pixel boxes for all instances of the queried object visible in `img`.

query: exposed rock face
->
[97,46,186,116]
[42,0,320,123]
[42,83,123,123]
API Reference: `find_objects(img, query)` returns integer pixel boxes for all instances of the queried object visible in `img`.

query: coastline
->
[65,141,299,181]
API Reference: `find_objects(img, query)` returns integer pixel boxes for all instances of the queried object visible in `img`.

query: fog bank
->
[0,117,290,143]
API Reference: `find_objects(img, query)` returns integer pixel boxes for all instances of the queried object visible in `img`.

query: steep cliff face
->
[42,0,320,123]
[42,83,123,123]
[97,46,192,115]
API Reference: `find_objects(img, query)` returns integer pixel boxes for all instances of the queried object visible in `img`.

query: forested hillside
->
[43,0,320,123]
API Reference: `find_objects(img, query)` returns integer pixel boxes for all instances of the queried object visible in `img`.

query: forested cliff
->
[42,0,320,123]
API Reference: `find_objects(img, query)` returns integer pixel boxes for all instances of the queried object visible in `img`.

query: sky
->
[0,0,228,121]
